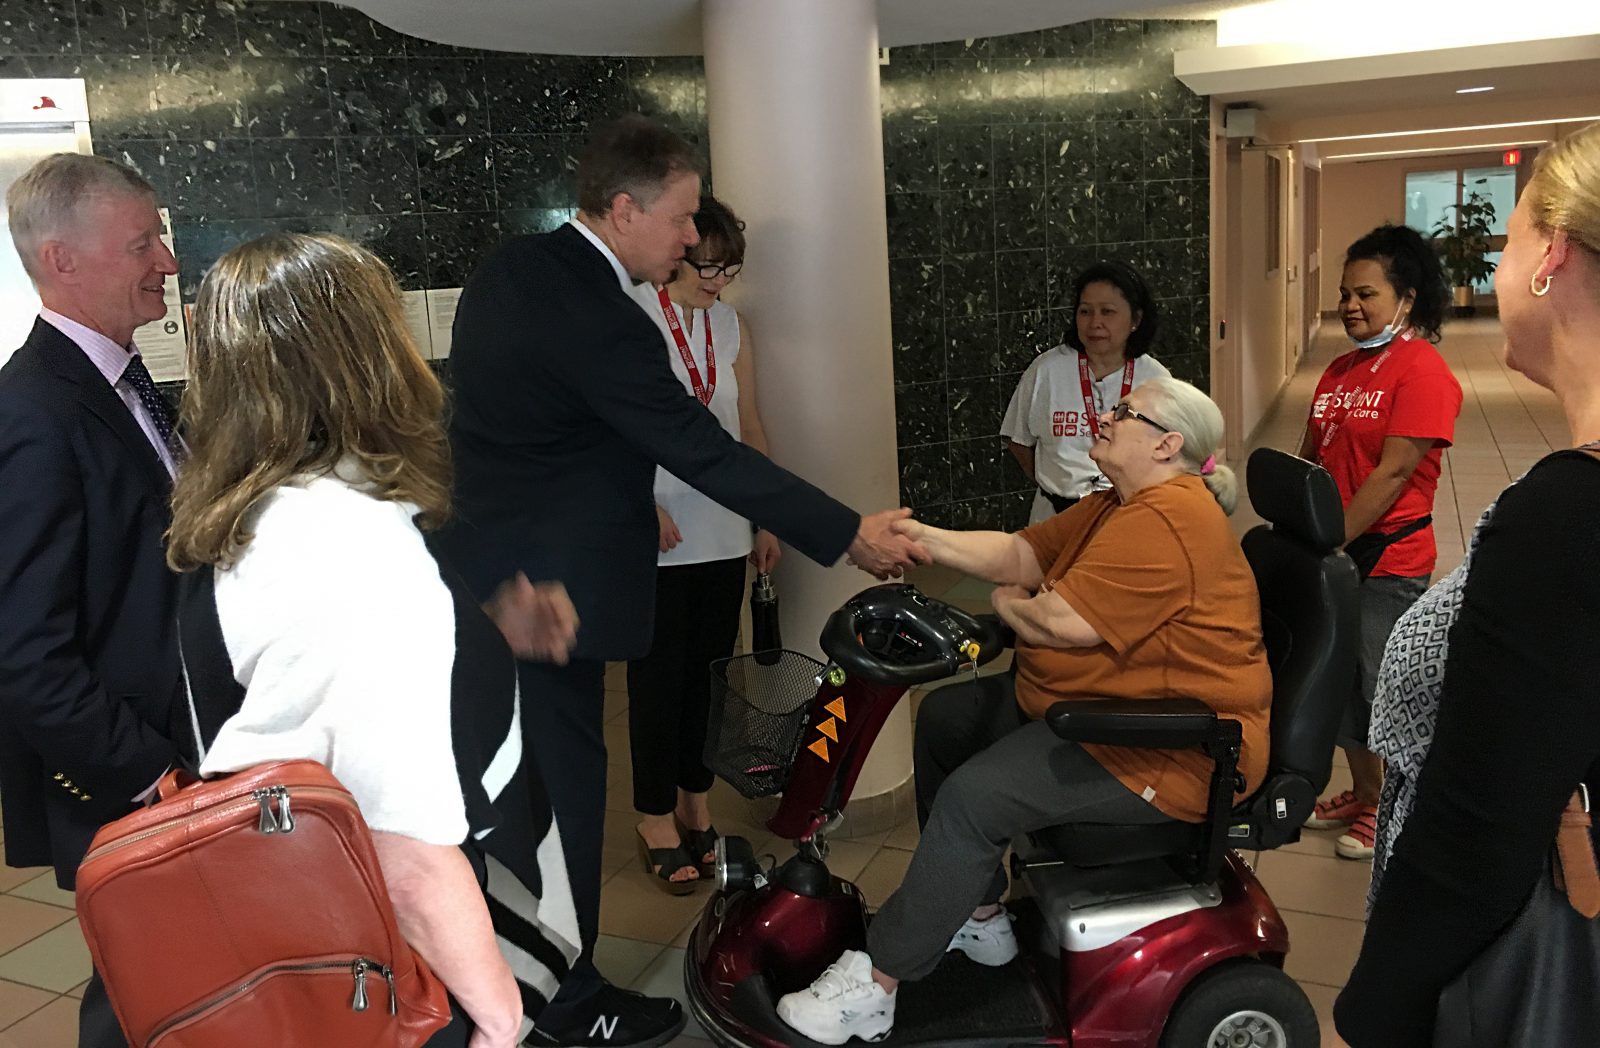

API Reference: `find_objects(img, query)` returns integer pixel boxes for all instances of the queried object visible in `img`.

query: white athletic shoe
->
[947,910,1018,966]
[775,949,896,1045]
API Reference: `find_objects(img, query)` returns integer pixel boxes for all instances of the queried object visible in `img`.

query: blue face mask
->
[1349,301,1410,350]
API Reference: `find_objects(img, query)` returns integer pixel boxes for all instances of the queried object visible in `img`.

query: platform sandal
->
[636,830,700,895]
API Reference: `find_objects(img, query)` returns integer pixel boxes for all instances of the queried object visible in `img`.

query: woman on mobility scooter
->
[776,378,1274,1045]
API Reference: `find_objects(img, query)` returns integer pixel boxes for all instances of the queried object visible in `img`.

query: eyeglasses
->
[687,259,743,281]
[1110,401,1171,432]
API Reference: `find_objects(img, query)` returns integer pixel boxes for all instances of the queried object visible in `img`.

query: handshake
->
[846,507,933,580]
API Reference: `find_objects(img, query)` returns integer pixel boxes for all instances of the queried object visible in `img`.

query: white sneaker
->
[947,910,1018,966]
[775,949,896,1045]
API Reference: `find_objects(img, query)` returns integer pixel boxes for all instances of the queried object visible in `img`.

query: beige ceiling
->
[333,0,1597,151]
[1220,57,1600,138]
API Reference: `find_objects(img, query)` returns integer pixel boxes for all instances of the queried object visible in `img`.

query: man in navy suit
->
[439,115,925,1047]
[0,154,184,1047]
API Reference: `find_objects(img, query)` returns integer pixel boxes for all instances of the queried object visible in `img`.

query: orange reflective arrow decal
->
[825,697,847,722]
[808,737,830,762]
[817,717,838,742]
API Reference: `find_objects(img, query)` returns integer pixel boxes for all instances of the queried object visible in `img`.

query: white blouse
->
[199,470,469,846]
[629,284,754,566]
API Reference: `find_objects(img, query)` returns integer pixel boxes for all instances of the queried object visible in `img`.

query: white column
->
[701,0,911,804]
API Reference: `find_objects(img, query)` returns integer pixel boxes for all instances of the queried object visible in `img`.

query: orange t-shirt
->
[1015,475,1272,822]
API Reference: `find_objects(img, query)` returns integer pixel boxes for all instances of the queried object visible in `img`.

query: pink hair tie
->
[1201,454,1217,476]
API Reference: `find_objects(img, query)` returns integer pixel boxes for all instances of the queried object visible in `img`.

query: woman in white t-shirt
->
[1002,261,1171,524]
[625,197,781,892]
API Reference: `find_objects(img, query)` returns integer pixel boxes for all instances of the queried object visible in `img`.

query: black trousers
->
[516,657,608,1015]
[626,557,748,815]
[1040,488,1080,515]
[80,972,126,1048]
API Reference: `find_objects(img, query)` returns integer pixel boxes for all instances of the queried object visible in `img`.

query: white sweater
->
[198,472,469,846]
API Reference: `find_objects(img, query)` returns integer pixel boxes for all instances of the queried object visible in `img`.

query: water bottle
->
[750,572,782,665]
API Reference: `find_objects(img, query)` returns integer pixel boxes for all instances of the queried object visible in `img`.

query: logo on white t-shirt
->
[1051,409,1082,437]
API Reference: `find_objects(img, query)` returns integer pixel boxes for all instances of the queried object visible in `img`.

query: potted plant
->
[1431,182,1498,317]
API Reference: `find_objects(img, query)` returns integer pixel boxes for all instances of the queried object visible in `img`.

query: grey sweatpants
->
[865,673,1173,981]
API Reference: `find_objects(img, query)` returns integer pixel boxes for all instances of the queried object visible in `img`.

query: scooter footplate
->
[703,952,1058,1047]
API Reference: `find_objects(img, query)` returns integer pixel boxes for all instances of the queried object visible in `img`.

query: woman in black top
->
[1334,121,1600,1046]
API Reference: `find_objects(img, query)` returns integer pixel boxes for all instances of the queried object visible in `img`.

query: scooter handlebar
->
[819,584,1006,687]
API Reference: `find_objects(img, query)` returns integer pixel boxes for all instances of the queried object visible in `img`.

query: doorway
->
[0,80,93,368]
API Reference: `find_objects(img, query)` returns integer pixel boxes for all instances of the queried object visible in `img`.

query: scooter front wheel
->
[1159,961,1319,1048]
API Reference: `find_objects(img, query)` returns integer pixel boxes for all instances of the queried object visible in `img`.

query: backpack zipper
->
[148,956,395,1044]
[80,785,353,867]
[252,785,294,834]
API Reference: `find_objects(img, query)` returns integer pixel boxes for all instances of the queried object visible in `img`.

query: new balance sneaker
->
[776,949,896,1045]
[1335,806,1379,861]
[1305,789,1366,830]
[524,981,685,1048]
[947,910,1018,966]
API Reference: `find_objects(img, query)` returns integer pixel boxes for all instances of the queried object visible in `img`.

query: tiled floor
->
[0,318,1557,1047]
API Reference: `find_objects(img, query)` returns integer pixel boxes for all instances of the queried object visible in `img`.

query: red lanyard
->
[1078,355,1135,439]
[1315,335,1407,455]
[657,287,714,406]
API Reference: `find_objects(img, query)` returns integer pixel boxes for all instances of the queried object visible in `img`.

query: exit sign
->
[1503,149,1522,166]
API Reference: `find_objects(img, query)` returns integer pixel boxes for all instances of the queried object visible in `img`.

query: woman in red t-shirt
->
[1299,224,1462,861]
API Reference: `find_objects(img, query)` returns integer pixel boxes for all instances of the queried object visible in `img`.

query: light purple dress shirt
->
[39,308,178,478]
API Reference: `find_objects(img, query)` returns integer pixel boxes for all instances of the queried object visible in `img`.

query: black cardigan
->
[1336,451,1600,1045]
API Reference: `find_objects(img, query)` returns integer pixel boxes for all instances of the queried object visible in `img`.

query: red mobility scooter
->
[685,449,1358,1048]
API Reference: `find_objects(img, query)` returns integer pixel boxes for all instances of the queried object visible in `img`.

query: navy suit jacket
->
[437,224,860,661]
[0,318,182,888]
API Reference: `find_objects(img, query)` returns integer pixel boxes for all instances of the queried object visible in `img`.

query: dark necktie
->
[121,354,182,458]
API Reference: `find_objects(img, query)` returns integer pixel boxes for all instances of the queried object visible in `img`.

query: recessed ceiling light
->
[1324,138,1544,162]
[1305,115,1600,144]
[1456,86,1496,94]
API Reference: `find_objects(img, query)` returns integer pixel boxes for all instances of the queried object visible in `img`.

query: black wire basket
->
[705,651,826,799]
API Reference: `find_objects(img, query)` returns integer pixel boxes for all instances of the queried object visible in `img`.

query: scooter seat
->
[1028,820,1203,869]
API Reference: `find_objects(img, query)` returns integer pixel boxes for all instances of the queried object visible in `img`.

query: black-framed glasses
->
[1110,401,1170,432]
[688,259,743,281]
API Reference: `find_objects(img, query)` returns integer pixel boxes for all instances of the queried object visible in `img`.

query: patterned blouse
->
[1366,490,1507,910]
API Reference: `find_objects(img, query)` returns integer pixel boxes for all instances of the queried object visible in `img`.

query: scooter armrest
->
[1047,699,1245,884]
[1045,698,1237,749]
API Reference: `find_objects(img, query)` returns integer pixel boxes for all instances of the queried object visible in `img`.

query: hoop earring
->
[1532,274,1553,297]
